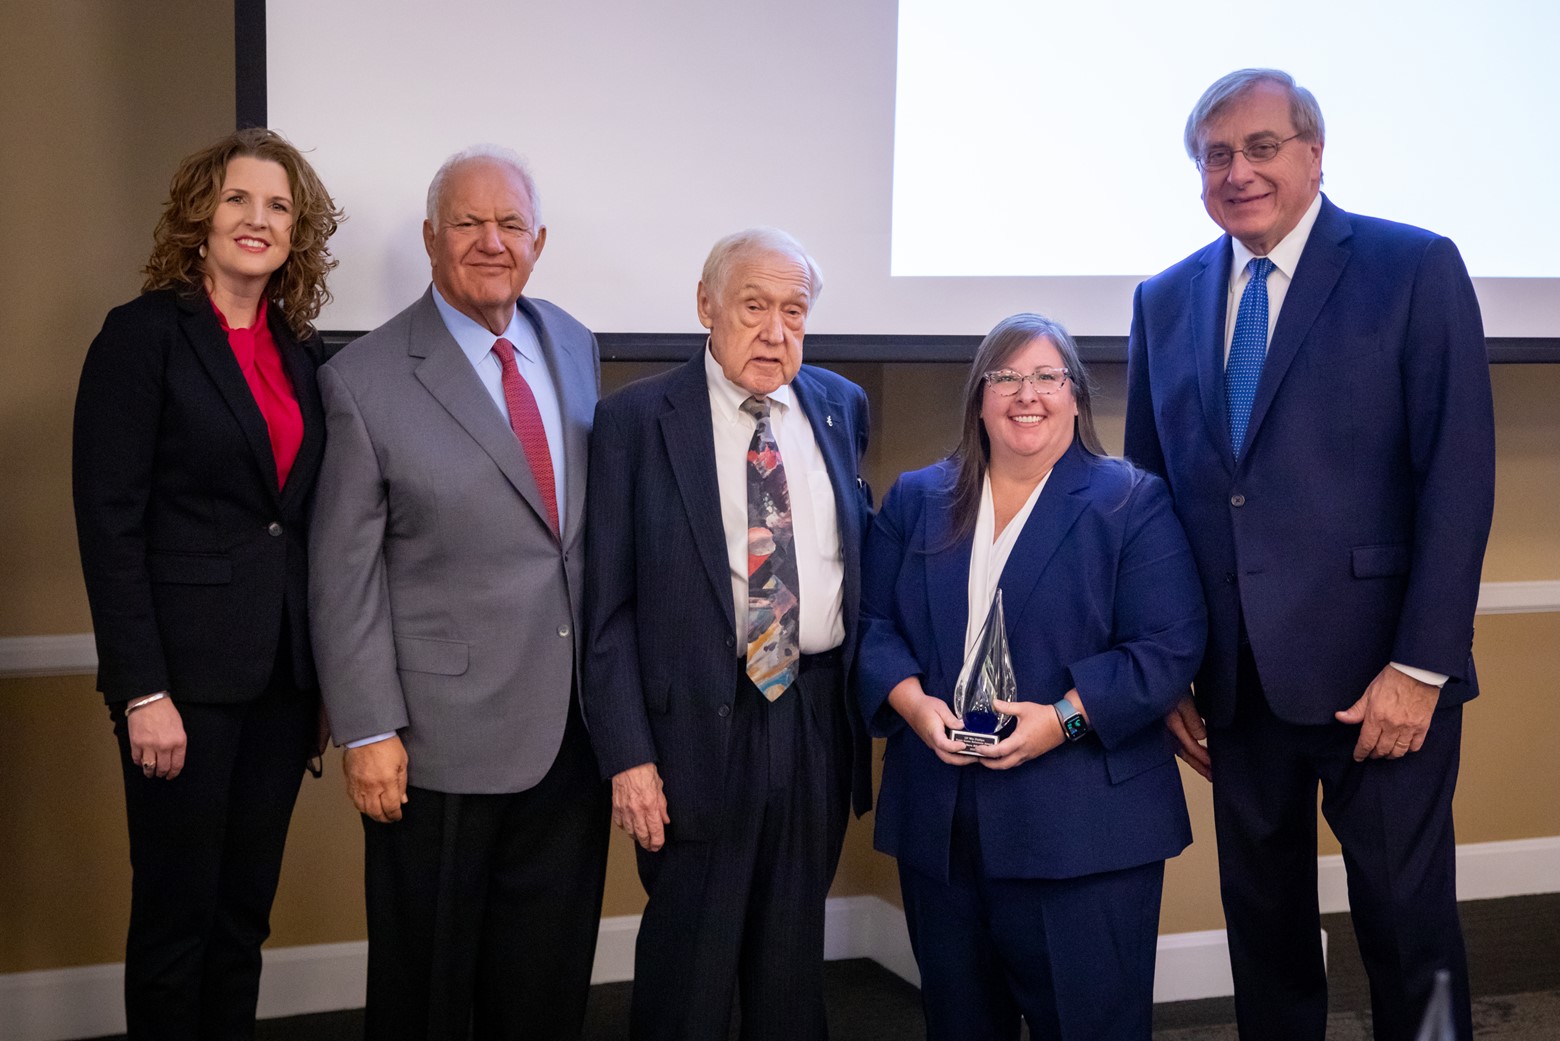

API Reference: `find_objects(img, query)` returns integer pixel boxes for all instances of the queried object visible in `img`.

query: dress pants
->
[361,702,611,1041]
[628,652,853,1041]
[1212,642,1471,1041]
[899,774,1165,1041]
[111,664,317,1041]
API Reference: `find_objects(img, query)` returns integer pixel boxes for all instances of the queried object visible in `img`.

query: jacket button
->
[717,704,731,718]
[725,635,736,649]
[267,522,284,536]
[1224,571,1237,585]
[1229,494,1246,507]
[557,625,570,638]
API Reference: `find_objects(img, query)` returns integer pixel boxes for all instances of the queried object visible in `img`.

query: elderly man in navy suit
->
[1124,69,1495,1041]
[584,227,873,1041]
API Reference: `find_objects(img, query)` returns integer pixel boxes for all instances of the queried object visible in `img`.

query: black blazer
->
[73,288,325,704]
[583,354,874,841]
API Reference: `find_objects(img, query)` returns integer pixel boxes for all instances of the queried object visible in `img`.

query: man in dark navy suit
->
[584,227,872,1041]
[1124,68,1495,1041]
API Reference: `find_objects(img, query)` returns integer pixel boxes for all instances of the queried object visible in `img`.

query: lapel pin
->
[826,415,834,427]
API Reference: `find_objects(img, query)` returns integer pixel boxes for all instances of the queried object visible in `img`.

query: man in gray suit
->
[310,146,609,1041]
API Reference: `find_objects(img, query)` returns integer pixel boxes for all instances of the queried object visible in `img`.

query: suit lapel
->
[791,369,860,640]
[274,312,324,511]
[996,442,1091,633]
[1190,237,1237,471]
[180,294,281,502]
[923,489,973,694]
[1242,196,1351,460]
[407,293,553,530]
[659,354,736,629]
[519,297,589,549]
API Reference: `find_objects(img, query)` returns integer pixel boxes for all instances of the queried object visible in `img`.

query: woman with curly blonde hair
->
[72,127,343,1041]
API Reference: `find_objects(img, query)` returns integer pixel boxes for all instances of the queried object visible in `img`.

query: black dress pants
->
[628,653,853,1041]
[361,703,611,1041]
[1212,643,1471,1041]
[112,672,316,1041]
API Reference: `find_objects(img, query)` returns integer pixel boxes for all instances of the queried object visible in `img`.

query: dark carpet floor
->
[90,893,1560,1040]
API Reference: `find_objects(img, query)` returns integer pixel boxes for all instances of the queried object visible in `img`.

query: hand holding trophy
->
[950,588,1017,755]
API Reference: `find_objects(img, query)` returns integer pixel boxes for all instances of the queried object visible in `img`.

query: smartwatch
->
[1052,698,1090,742]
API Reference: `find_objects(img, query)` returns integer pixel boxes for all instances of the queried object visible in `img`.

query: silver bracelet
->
[125,692,168,715]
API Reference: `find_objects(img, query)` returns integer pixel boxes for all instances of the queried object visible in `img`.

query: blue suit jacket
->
[858,444,1206,881]
[1124,196,1495,727]
[584,353,874,841]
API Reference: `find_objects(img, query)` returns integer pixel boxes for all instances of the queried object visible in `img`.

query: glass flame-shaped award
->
[950,588,1017,755]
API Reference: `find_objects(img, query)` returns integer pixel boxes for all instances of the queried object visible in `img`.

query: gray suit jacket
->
[310,288,599,794]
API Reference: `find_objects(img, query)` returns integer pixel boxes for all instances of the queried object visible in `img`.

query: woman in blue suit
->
[859,313,1207,1040]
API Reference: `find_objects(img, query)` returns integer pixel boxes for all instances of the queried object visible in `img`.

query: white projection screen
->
[261,0,1559,349]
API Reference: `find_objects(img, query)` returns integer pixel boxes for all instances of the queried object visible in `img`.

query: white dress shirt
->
[704,345,845,655]
[964,471,1050,659]
[1221,194,1446,690]
[1223,193,1323,365]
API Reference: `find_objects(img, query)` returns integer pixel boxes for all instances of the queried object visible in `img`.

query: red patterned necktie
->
[491,337,559,536]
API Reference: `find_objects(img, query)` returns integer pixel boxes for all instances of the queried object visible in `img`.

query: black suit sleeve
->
[73,303,174,701]
[1122,281,1168,481]
[581,399,659,779]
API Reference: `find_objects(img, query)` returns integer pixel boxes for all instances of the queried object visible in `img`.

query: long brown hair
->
[142,128,343,338]
[945,313,1105,544]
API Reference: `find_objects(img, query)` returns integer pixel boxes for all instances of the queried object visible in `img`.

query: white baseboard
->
[1318,833,1560,913]
[6,836,1558,1041]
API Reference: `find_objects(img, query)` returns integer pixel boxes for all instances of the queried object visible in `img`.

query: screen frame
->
[238,0,1555,365]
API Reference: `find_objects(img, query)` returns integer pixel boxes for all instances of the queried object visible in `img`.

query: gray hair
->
[1184,68,1326,160]
[700,227,824,304]
[425,144,542,228]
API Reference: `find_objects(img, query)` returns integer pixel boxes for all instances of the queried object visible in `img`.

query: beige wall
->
[3,0,1557,978]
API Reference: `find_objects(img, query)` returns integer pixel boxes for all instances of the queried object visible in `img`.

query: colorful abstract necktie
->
[740,396,800,701]
[491,337,559,536]
[1226,256,1275,461]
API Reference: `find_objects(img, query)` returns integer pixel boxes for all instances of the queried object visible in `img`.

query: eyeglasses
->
[1195,133,1305,172]
[983,367,1070,397]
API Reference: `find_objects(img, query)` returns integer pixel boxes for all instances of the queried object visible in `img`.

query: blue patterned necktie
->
[1226,256,1275,460]
[740,396,800,701]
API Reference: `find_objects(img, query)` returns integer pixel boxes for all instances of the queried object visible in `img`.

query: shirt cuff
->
[1389,662,1448,688]
[345,731,397,748]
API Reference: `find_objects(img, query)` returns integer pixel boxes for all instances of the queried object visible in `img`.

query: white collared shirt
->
[432,286,568,531]
[965,471,1050,659]
[1223,192,1324,365]
[704,345,845,655]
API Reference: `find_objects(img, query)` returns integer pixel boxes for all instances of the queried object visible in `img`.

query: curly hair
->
[142,128,344,338]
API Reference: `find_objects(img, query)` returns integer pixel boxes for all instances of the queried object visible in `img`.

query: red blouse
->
[212,297,303,489]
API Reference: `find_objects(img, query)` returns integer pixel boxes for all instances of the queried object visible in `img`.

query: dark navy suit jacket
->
[583,353,874,841]
[1124,196,1495,728]
[858,444,1206,882]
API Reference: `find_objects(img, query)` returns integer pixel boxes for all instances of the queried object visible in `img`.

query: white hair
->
[700,227,823,303]
[425,144,541,227]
